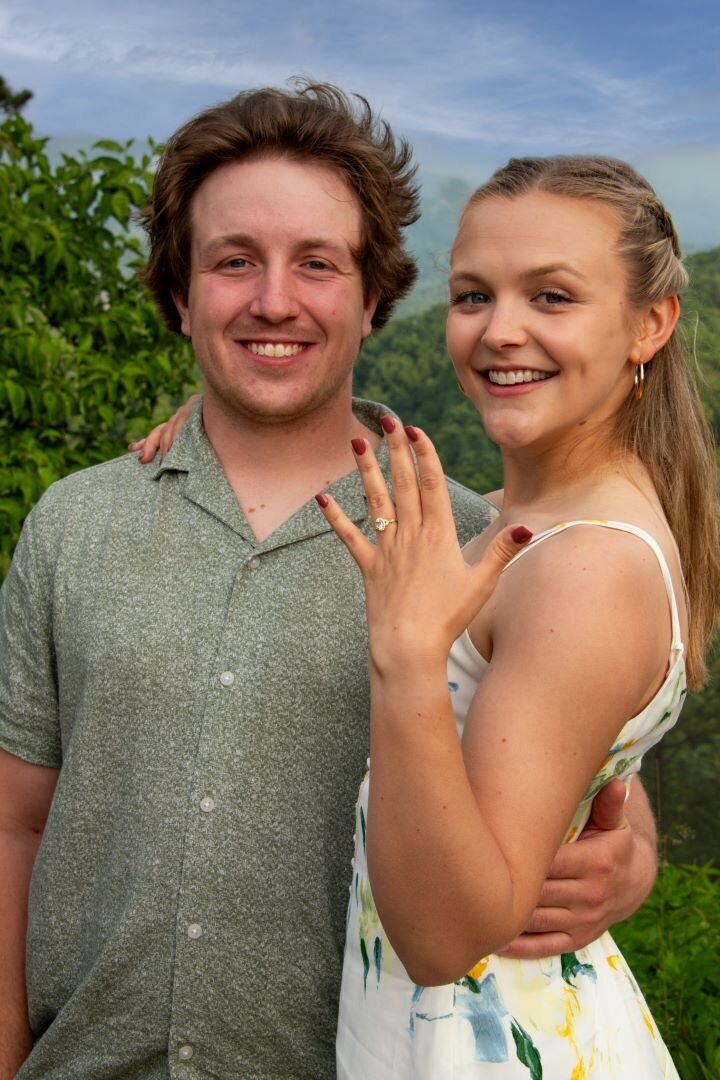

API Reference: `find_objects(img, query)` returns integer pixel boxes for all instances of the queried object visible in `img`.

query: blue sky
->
[1,0,719,249]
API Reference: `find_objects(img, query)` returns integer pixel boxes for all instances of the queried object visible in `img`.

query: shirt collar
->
[144,397,395,548]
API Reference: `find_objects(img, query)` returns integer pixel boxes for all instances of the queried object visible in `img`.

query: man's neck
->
[201,392,381,541]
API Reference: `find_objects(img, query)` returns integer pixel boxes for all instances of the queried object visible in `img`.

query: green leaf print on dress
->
[511,1019,543,1080]
[358,875,384,992]
[561,952,597,987]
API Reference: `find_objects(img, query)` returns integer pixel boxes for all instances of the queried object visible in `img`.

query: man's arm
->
[500,777,656,958]
[0,750,58,1079]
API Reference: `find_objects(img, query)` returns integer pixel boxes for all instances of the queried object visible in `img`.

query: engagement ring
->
[374,517,398,532]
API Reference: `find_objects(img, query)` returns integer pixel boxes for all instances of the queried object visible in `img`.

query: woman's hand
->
[128,394,201,462]
[315,418,531,673]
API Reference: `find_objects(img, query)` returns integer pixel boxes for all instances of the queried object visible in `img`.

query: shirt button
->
[219,671,235,687]
[248,555,261,569]
[199,796,215,813]
[178,1044,194,1061]
[187,923,203,939]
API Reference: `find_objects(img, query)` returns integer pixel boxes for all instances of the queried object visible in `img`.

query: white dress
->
[337,521,682,1078]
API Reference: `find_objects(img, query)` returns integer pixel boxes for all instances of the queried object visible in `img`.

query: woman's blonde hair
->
[465,156,719,687]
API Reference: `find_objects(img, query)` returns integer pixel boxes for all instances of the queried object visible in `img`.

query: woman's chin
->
[481,416,537,452]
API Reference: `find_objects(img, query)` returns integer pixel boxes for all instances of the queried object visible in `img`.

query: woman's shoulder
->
[494,519,679,657]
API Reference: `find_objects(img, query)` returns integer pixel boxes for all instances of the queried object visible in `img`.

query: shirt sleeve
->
[0,502,62,767]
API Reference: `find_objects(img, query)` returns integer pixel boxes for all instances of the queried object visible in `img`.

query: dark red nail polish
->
[315,493,329,508]
[404,425,419,443]
[511,526,533,544]
[380,416,396,434]
[351,438,367,455]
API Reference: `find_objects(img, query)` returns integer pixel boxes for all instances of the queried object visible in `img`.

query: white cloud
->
[0,0,716,157]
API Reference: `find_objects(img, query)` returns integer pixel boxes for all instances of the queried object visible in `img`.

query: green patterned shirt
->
[0,399,495,1079]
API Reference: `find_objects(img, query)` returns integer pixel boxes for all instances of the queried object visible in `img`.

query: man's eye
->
[304,259,330,271]
[452,291,490,305]
[223,257,249,269]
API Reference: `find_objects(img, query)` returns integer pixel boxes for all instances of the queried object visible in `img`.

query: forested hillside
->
[356,247,720,868]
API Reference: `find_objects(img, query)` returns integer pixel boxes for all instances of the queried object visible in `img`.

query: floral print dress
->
[337,521,683,1078]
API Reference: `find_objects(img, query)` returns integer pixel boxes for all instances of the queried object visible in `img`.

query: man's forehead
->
[188,156,364,253]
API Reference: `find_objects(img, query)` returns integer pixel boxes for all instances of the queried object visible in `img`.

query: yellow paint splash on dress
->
[466,956,490,980]
[640,1006,656,1039]
[557,985,589,1078]
[606,955,656,1039]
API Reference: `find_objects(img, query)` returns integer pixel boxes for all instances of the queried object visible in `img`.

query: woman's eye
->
[452,291,490,306]
[535,289,571,305]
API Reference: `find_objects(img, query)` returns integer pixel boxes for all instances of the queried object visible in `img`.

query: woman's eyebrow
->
[519,262,587,281]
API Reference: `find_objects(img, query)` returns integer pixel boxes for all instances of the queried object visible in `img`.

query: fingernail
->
[380,416,396,434]
[404,425,419,443]
[511,526,533,544]
[315,493,329,508]
[351,438,367,455]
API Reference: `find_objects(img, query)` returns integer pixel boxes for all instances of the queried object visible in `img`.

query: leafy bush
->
[613,862,720,1077]
[0,115,198,577]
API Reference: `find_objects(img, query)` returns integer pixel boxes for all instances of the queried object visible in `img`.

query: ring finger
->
[350,437,398,538]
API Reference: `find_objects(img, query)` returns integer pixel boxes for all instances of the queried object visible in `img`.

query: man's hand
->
[500,778,657,959]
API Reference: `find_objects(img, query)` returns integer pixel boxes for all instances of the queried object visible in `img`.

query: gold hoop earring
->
[633,363,645,401]
[457,380,467,396]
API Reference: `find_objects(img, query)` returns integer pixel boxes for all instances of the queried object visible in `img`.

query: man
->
[0,82,657,1079]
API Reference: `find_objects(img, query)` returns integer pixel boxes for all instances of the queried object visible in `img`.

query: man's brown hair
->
[138,80,420,333]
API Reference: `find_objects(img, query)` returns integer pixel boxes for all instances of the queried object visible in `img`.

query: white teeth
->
[487,369,552,385]
[246,342,305,357]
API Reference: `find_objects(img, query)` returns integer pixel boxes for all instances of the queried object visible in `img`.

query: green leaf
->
[110,191,130,223]
[510,1020,543,1080]
[5,381,26,417]
[92,139,125,153]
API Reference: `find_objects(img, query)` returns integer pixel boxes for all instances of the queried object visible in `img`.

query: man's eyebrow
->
[199,234,352,258]
[200,233,255,257]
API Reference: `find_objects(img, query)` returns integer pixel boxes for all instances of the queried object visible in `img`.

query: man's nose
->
[248,268,301,322]
[481,301,528,351]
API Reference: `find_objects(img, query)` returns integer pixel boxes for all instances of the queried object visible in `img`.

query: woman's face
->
[446,191,642,455]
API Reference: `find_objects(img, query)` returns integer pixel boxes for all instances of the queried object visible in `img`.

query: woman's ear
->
[631,295,680,364]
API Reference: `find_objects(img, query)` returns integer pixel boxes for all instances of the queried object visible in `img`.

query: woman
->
[317,157,719,1077]
[136,157,719,1076]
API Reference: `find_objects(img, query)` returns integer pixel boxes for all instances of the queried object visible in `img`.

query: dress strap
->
[503,519,684,653]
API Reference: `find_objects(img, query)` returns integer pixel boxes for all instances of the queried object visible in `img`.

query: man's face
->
[174,155,376,426]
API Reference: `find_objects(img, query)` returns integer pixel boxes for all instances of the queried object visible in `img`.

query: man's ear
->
[632,295,680,364]
[173,293,191,338]
[361,294,379,341]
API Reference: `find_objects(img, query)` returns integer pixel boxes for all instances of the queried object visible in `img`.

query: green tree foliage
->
[0,115,198,577]
[0,74,33,116]
[613,862,720,1076]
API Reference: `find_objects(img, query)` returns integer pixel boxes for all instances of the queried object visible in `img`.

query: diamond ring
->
[374,517,398,532]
